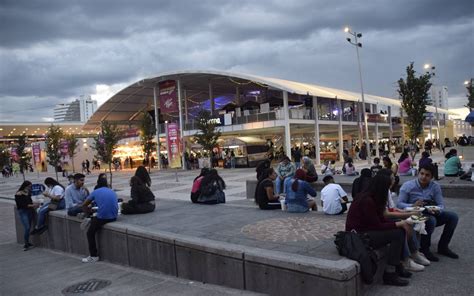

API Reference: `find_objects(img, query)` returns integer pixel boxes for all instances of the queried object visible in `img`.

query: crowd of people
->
[14,165,156,264]
[251,149,462,286]
[12,141,467,286]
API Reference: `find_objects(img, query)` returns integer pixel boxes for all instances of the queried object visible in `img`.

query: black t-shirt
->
[15,192,33,210]
[256,179,275,208]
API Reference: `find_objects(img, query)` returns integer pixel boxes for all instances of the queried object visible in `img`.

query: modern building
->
[84,70,453,167]
[428,85,448,109]
[54,95,97,122]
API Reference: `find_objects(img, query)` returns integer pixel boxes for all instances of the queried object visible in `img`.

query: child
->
[370,157,383,176]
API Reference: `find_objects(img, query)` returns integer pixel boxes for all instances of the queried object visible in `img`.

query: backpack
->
[334,231,378,284]
[198,180,226,204]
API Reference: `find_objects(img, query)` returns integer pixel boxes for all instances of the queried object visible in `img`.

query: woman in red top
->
[346,174,413,286]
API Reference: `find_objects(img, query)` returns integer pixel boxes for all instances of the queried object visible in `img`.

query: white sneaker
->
[412,251,431,266]
[81,256,99,263]
[80,218,91,231]
[403,258,425,272]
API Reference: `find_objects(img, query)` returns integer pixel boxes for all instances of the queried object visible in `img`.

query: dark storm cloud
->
[0,0,472,122]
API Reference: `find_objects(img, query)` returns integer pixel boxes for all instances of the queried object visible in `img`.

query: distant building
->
[54,95,97,122]
[428,85,448,109]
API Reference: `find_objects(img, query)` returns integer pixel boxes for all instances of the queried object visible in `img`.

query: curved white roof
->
[85,69,450,129]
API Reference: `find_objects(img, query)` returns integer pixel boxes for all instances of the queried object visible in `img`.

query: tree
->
[92,121,122,187]
[465,79,474,112]
[45,124,63,180]
[139,111,157,172]
[65,134,79,173]
[0,144,10,168]
[398,62,432,159]
[16,135,32,181]
[193,109,221,163]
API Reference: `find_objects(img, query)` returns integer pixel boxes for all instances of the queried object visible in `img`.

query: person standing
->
[397,164,459,261]
[85,159,91,175]
[230,150,236,169]
[15,181,38,251]
[81,177,118,263]
[293,147,302,169]
[65,173,89,216]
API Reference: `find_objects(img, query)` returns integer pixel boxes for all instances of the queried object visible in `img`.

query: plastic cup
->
[280,199,286,211]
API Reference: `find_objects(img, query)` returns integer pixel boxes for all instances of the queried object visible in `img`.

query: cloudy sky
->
[1,0,473,122]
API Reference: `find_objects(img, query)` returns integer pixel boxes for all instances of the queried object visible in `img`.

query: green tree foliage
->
[140,111,157,172]
[16,135,32,181]
[398,62,432,157]
[193,109,221,154]
[93,121,122,187]
[0,144,10,168]
[65,134,79,173]
[45,124,63,180]
[465,79,474,112]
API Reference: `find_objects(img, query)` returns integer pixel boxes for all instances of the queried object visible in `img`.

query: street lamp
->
[345,26,371,164]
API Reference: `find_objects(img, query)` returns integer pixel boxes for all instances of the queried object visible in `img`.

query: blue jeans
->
[402,230,420,258]
[421,210,459,251]
[18,209,33,244]
[275,177,287,195]
[67,205,83,216]
[287,203,309,213]
[36,199,65,229]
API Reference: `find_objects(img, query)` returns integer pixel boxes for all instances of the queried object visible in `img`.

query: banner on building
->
[159,80,178,113]
[166,122,181,168]
[32,144,41,164]
[60,140,69,156]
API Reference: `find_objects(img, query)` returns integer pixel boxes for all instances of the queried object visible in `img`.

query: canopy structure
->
[84,69,451,130]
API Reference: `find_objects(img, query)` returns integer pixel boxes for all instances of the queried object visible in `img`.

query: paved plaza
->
[1,151,474,295]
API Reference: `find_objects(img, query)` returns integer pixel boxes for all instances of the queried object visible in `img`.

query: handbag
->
[47,199,60,210]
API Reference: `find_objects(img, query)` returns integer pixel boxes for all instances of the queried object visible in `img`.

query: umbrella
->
[465,111,474,123]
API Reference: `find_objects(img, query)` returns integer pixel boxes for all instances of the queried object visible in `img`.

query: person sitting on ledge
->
[81,177,118,263]
[351,168,372,200]
[121,176,156,215]
[31,177,65,235]
[397,164,459,261]
[65,173,89,217]
[190,168,209,203]
[301,156,318,183]
[255,168,281,210]
[284,169,317,213]
[346,174,414,286]
[275,156,295,194]
[321,175,349,215]
[444,149,464,177]
[344,158,358,176]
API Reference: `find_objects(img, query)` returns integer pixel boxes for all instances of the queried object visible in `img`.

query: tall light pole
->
[345,26,371,164]
[424,64,439,140]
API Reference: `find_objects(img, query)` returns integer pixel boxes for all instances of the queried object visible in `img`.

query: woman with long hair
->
[121,176,156,215]
[31,177,65,235]
[398,152,414,176]
[197,169,226,204]
[284,169,317,213]
[190,168,210,203]
[346,174,414,286]
[383,156,399,193]
[254,168,280,210]
[301,156,318,183]
[94,173,108,190]
[15,181,38,250]
[135,165,151,187]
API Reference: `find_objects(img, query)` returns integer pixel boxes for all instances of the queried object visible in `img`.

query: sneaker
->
[412,251,430,266]
[403,258,425,272]
[396,264,413,278]
[421,250,439,262]
[36,226,48,235]
[383,272,409,286]
[80,218,91,231]
[81,256,99,263]
[438,248,459,259]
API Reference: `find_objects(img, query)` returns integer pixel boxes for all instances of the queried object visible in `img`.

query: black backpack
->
[334,231,378,284]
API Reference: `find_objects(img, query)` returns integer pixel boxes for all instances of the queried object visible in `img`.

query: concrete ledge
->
[13,206,369,295]
[174,236,245,289]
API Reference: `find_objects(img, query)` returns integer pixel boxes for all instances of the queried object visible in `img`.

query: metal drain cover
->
[62,279,111,294]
